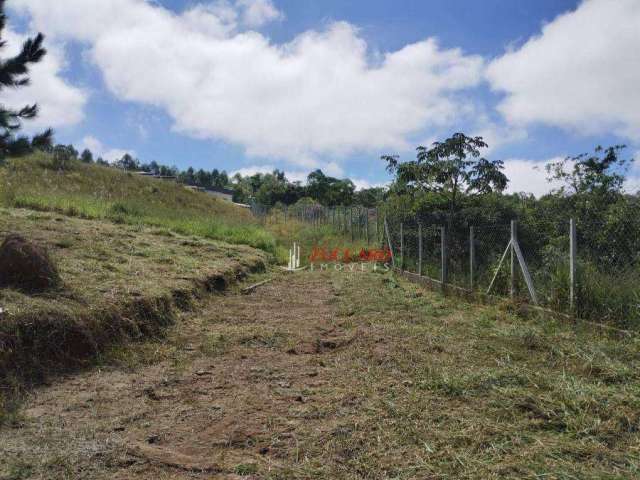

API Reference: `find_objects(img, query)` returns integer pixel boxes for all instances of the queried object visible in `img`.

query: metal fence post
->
[570,218,577,313]
[510,220,517,298]
[469,226,475,290]
[365,211,370,245]
[418,222,423,276]
[350,207,354,242]
[400,222,404,271]
[440,226,448,289]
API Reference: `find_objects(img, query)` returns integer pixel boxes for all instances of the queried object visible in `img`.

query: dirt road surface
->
[2,271,639,479]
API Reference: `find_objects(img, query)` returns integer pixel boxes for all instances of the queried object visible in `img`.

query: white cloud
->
[79,135,135,163]
[487,0,640,141]
[503,157,564,197]
[351,178,387,191]
[13,0,483,168]
[236,0,283,27]
[624,150,640,194]
[470,115,527,154]
[2,27,87,131]
[79,135,102,153]
[324,161,344,177]
[230,165,307,183]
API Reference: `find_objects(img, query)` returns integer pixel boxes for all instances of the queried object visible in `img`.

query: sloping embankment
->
[0,208,267,385]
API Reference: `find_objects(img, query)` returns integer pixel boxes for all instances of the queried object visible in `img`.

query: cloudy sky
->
[6,0,640,195]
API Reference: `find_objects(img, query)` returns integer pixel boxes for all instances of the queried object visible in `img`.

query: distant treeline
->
[49,143,386,207]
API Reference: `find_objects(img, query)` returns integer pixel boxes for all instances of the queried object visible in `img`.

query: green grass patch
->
[0,153,277,255]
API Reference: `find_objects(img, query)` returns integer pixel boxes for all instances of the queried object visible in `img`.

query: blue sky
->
[6,0,640,195]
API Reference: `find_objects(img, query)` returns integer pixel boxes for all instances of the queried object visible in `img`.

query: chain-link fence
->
[386,216,640,329]
[251,201,640,329]
[251,203,383,245]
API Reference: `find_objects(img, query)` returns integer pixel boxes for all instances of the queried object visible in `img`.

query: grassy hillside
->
[0,208,267,397]
[0,153,276,254]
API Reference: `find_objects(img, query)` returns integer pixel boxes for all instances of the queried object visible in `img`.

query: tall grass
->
[264,212,377,265]
[0,153,277,254]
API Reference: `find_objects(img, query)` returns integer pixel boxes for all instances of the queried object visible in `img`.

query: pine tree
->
[0,0,52,160]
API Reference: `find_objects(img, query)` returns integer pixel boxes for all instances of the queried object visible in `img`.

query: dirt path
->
[2,270,639,479]
[1,272,356,479]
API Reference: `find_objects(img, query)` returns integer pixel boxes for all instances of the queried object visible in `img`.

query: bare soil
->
[1,272,350,479]
[1,270,639,479]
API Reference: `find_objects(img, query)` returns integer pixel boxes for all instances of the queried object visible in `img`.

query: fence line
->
[251,202,639,329]
[384,216,639,330]
[251,203,382,246]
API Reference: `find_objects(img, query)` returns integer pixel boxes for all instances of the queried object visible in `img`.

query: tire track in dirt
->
[1,271,354,479]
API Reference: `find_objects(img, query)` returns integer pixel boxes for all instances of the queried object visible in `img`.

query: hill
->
[0,207,267,392]
[0,153,275,254]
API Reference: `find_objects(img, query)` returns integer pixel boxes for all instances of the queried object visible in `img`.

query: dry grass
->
[0,207,266,391]
[1,270,638,479]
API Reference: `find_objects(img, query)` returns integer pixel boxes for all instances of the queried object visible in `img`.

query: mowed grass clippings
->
[0,207,267,388]
[1,271,638,479]
[296,272,640,479]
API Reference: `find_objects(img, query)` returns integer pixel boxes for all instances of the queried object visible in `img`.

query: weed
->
[234,463,258,475]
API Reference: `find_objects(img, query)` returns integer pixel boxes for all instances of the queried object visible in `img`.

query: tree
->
[217,171,229,188]
[148,160,159,175]
[115,153,139,171]
[306,169,355,206]
[354,187,386,208]
[195,168,211,188]
[546,145,632,199]
[383,133,507,222]
[0,1,52,160]
[80,148,93,164]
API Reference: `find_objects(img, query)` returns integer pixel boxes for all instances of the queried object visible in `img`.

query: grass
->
[2,270,638,478]
[0,153,277,254]
[0,207,266,392]
[0,152,378,266]
[266,213,378,266]
[306,273,640,478]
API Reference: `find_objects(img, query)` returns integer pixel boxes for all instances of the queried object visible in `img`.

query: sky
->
[5,0,640,195]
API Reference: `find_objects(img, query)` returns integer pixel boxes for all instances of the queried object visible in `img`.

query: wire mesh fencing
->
[251,203,383,246]
[385,215,640,329]
[251,201,640,329]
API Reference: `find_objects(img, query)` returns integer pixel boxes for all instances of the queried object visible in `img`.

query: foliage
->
[546,144,632,198]
[231,167,377,207]
[383,133,507,220]
[381,133,639,327]
[0,1,52,160]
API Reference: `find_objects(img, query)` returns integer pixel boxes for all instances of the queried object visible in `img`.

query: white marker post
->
[283,242,304,272]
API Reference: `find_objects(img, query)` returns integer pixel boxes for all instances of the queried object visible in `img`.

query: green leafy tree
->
[383,133,507,222]
[80,148,93,164]
[545,145,636,252]
[306,169,355,206]
[546,145,632,199]
[0,1,52,160]
[354,187,386,208]
[116,153,139,171]
[216,171,229,189]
